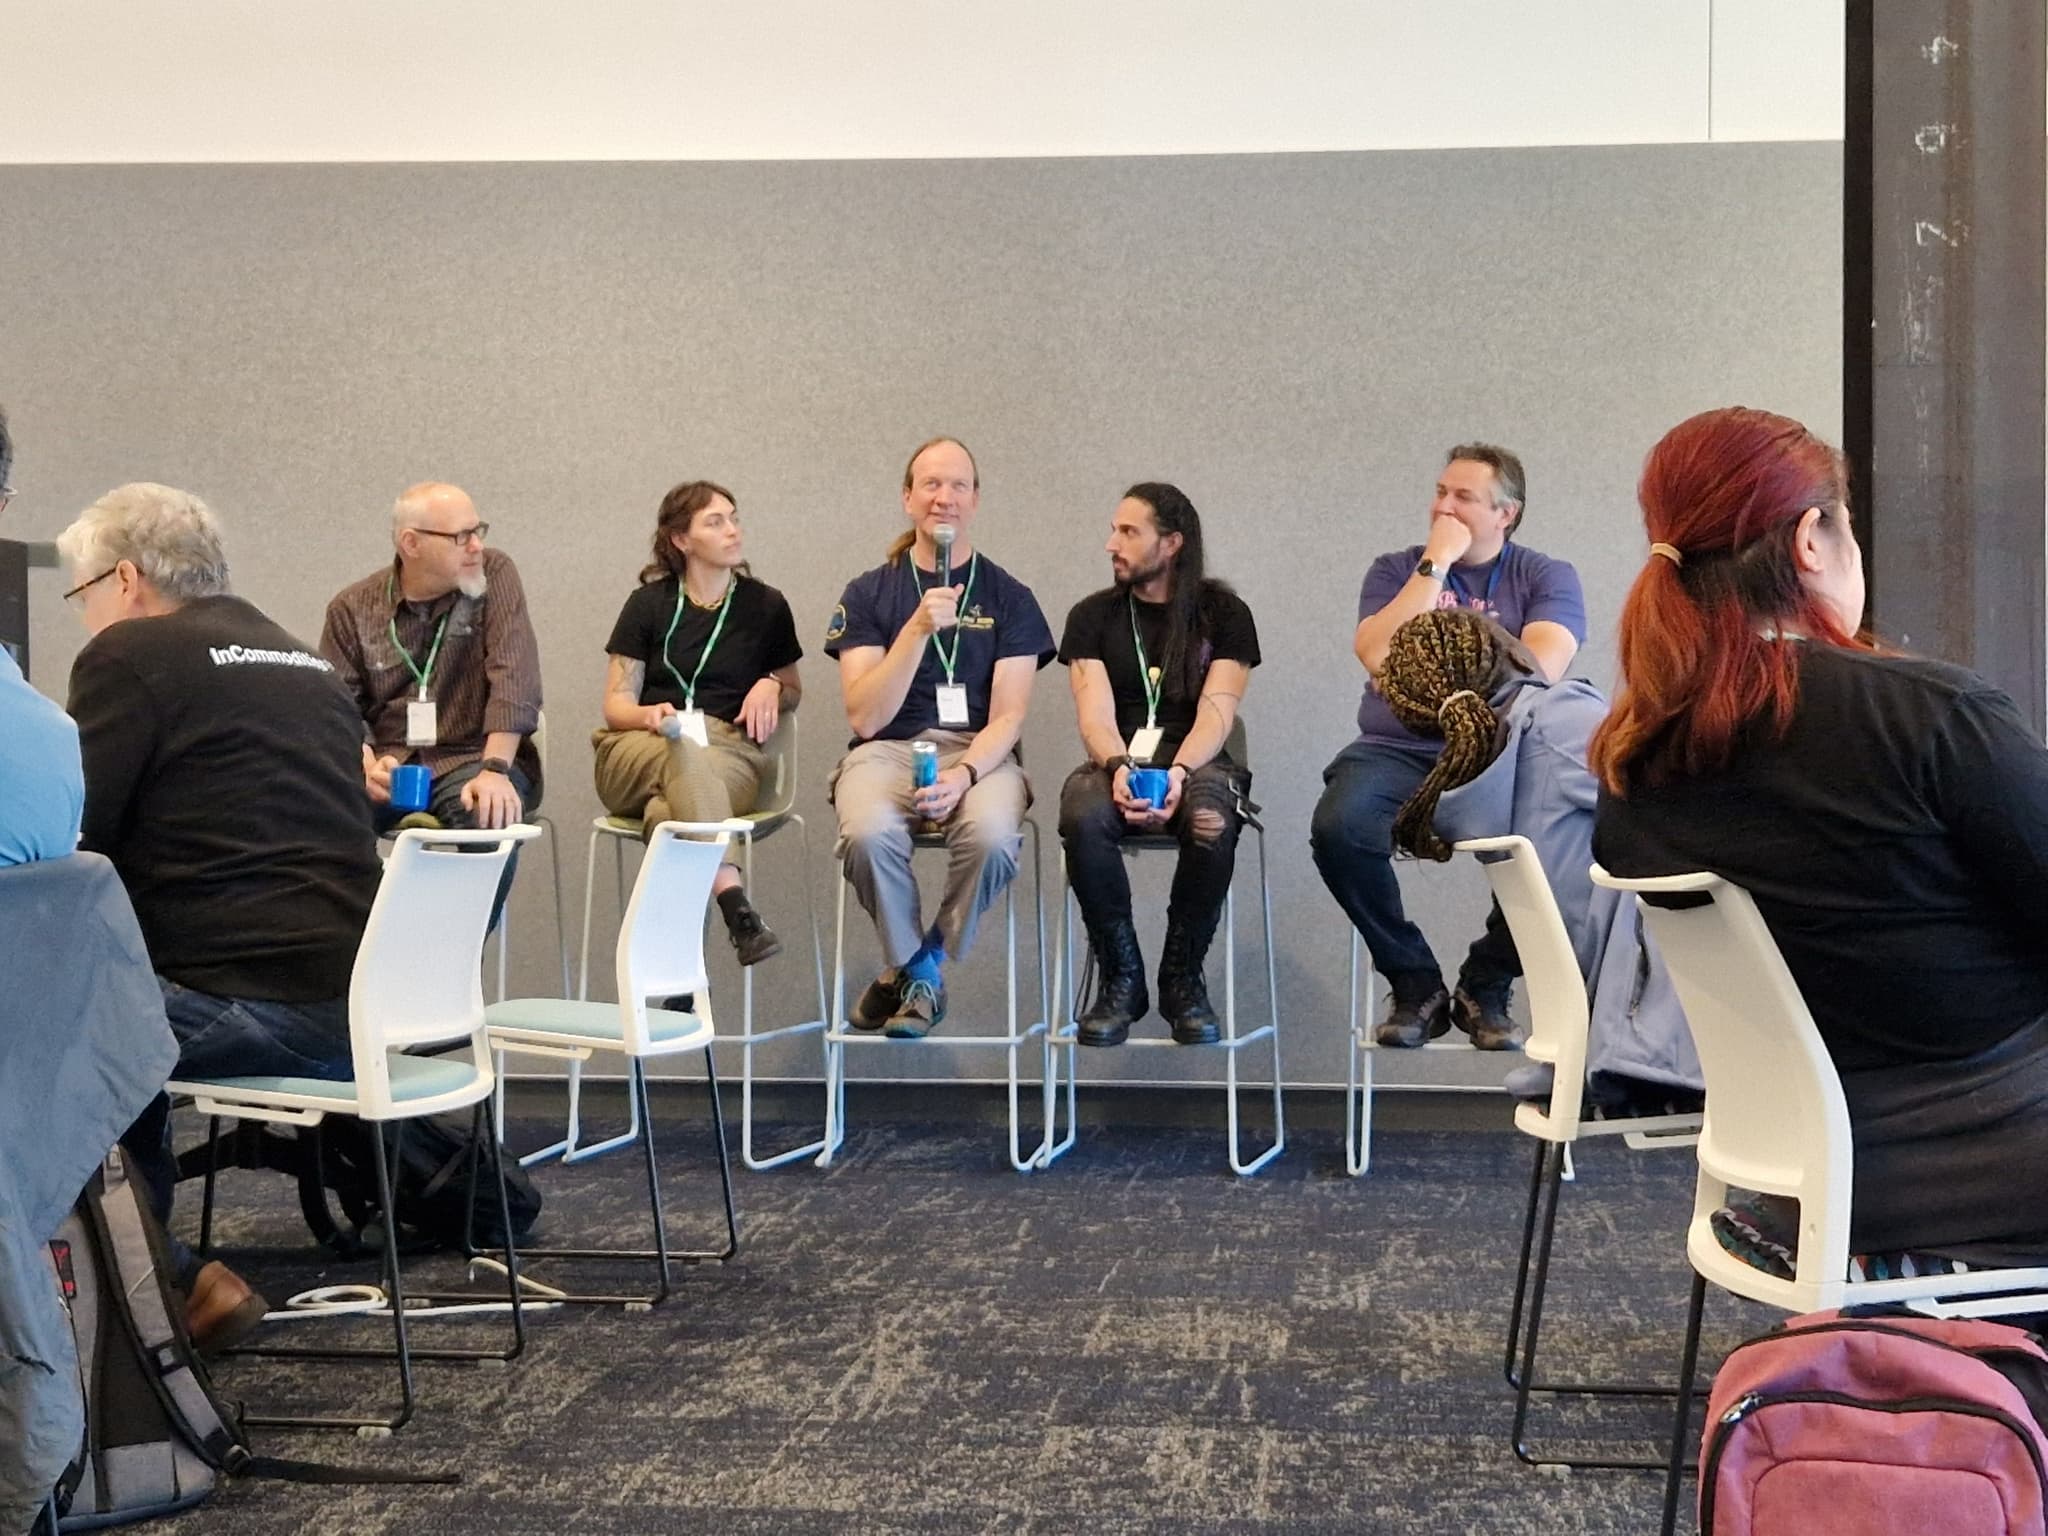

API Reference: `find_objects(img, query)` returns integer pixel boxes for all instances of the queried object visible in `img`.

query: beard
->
[1115,554,1171,590]
[457,569,489,600]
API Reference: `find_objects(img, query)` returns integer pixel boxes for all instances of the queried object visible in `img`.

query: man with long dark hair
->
[1056,483,1260,1045]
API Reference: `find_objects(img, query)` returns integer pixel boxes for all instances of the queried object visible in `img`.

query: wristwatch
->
[479,755,513,775]
[1415,556,1444,581]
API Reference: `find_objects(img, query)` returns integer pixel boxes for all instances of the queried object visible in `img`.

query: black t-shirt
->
[1593,644,2048,1073]
[604,574,803,722]
[1057,584,1261,761]
[68,595,383,1002]
[823,550,1055,743]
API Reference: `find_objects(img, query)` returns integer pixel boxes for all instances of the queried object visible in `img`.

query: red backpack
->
[1701,1309,2048,1534]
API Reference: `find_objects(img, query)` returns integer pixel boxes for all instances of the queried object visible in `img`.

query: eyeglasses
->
[409,523,489,547]
[63,567,117,607]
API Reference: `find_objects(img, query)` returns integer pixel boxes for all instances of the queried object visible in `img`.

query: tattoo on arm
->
[607,655,646,701]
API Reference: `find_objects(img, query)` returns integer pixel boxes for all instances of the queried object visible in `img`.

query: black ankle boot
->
[1077,917,1147,1047]
[1157,910,1221,1046]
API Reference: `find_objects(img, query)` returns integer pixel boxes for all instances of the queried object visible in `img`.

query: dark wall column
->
[1847,0,2046,730]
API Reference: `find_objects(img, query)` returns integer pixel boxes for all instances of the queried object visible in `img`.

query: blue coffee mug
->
[1127,766,1172,807]
[390,763,433,814]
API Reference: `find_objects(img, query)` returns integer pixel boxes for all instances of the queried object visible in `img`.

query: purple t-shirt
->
[1354,541,1588,747]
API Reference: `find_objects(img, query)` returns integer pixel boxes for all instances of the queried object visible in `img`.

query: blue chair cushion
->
[181,1052,479,1105]
[486,997,708,1046]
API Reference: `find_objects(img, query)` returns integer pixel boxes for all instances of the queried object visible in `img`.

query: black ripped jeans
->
[1058,759,1246,936]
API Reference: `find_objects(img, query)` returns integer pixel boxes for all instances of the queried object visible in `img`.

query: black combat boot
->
[1077,917,1148,1047]
[1156,907,1222,1046]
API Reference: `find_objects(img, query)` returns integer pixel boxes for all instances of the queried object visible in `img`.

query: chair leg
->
[1663,1271,1710,1536]
[736,817,833,1171]
[197,1115,224,1256]
[504,1054,738,1307]
[1507,1139,1697,1472]
[1505,1135,1550,1388]
[372,1123,419,1434]
[638,1058,674,1306]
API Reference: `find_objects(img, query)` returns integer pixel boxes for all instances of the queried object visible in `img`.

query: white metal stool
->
[1344,928,1495,1175]
[1049,758,1283,1177]
[818,819,1057,1173]
[554,713,829,1170]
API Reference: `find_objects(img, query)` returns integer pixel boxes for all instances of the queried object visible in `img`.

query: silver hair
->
[1445,441,1527,532]
[57,483,231,601]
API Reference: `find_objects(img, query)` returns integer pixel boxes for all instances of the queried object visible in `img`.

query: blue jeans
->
[120,979,352,1281]
[372,758,534,932]
[1309,737,1520,1008]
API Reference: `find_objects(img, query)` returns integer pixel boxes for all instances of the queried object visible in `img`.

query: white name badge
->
[405,698,438,747]
[1126,726,1164,764]
[936,684,970,727]
[675,708,709,748]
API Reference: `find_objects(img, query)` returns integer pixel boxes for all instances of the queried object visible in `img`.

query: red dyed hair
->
[1589,407,1865,794]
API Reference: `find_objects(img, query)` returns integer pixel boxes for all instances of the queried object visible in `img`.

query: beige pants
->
[590,718,767,841]
[829,731,1030,967]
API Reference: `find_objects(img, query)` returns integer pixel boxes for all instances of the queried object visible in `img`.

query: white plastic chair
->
[564,711,829,1170]
[1591,866,2048,1535]
[172,825,539,1434]
[487,710,572,1003]
[487,820,740,1305]
[1459,836,1700,1473]
[1048,721,1284,1176]
[819,819,1055,1173]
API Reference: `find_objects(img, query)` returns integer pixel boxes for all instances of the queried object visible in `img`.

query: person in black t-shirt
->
[1593,406,2048,1268]
[595,480,803,965]
[1056,483,1260,1046]
[58,482,383,1350]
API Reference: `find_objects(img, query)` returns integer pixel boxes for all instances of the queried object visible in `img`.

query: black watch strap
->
[480,755,512,775]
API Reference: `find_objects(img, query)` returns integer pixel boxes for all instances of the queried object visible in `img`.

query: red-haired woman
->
[1592,405,2048,1270]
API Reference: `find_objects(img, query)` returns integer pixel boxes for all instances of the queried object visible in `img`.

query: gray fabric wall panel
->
[0,146,1839,1092]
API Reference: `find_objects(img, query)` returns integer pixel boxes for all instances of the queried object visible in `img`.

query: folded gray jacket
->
[1430,677,1702,1092]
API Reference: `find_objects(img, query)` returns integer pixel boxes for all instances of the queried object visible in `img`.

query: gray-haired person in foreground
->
[62,481,383,1353]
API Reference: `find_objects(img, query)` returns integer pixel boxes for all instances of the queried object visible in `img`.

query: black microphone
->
[932,523,956,585]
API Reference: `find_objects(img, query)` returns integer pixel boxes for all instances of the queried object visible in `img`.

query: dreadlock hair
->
[639,479,750,586]
[1381,609,1539,861]
[1119,481,1234,699]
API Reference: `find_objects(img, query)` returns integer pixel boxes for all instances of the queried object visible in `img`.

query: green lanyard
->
[1128,595,1163,729]
[660,576,736,709]
[386,574,450,700]
[908,550,979,684]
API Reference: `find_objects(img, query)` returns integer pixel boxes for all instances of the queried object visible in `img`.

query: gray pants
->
[830,732,1029,967]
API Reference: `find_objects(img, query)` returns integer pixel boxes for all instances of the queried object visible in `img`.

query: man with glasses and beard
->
[320,481,544,837]
[1056,483,1260,1046]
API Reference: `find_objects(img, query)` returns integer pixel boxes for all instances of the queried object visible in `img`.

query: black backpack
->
[298,1114,544,1258]
[36,1150,452,1533]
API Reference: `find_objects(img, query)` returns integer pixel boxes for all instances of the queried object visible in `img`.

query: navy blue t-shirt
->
[824,550,1055,743]
[1354,541,1588,747]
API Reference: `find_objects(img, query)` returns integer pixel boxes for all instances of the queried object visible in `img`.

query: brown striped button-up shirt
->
[318,547,545,801]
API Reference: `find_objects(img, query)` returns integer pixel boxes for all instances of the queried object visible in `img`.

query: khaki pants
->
[829,731,1030,968]
[590,718,768,842]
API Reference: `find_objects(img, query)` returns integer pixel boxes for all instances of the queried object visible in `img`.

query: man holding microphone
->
[823,437,1054,1038]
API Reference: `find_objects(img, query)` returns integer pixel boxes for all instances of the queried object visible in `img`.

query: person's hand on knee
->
[462,767,524,829]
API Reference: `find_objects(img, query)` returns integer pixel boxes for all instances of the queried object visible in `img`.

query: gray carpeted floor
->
[153,1094,1767,1535]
